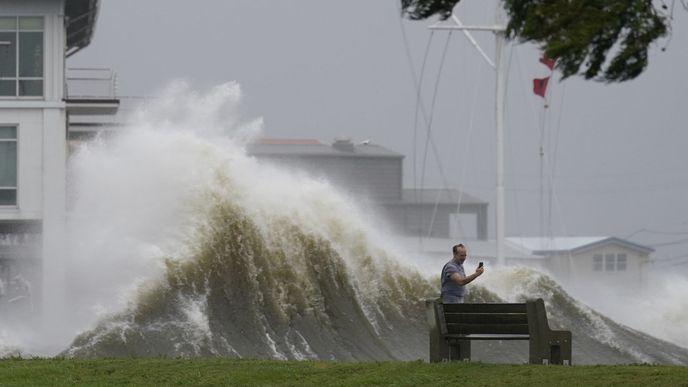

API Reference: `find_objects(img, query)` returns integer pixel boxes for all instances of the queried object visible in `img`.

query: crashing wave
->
[53,82,688,365]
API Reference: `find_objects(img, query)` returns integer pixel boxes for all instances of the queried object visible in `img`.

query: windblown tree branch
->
[400,0,460,20]
[400,0,670,82]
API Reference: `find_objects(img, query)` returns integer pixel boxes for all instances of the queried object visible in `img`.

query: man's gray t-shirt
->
[441,260,466,298]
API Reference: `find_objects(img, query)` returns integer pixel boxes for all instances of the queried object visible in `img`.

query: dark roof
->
[572,237,655,255]
[65,0,100,56]
[401,189,486,206]
[247,138,404,159]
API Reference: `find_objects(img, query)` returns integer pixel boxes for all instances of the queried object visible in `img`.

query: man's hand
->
[450,265,485,285]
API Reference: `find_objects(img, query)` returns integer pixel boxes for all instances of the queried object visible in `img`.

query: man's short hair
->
[452,243,465,255]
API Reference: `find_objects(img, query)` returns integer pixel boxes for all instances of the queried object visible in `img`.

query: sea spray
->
[567,273,688,350]
[1,81,683,364]
[59,81,437,359]
[481,267,688,364]
[65,194,436,359]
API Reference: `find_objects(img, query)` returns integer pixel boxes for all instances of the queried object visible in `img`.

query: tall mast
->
[429,6,507,266]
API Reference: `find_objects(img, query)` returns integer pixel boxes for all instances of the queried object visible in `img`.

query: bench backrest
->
[438,302,529,335]
[427,298,572,364]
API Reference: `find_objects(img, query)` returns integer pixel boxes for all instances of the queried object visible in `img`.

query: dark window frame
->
[0,125,17,206]
[593,254,603,271]
[0,16,44,98]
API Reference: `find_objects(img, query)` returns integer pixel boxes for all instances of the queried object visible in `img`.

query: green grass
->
[0,358,686,386]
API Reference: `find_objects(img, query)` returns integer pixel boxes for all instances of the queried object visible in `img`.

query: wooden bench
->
[426,298,572,364]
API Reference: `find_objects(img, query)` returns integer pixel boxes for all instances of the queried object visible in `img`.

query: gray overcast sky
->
[69,0,688,260]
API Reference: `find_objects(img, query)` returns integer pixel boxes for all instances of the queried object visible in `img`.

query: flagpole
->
[429,10,507,266]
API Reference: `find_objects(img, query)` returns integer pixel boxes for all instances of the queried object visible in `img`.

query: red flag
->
[533,76,549,98]
[540,55,555,70]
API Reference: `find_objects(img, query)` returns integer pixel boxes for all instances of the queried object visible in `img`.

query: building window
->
[593,252,628,272]
[0,126,17,205]
[593,254,603,271]
[616,254,627,271]
[604,253,615,271]
[0,17,43,97]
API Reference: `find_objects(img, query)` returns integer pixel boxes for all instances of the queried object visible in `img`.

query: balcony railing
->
[65,67,118,99]
[65,67,119,115]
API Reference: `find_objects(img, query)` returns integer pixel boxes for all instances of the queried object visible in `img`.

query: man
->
[441,243,484,303]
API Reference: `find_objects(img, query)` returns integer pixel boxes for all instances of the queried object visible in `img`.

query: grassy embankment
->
[0,358,687,386]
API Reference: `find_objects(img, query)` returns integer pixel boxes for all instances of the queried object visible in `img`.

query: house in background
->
[506,236,654,289]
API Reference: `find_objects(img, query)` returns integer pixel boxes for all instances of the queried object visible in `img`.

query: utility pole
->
[429,9,507,266]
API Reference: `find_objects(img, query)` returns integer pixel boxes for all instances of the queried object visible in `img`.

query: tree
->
[400,0,670,82]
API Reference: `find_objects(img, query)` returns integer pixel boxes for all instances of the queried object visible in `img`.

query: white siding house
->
[506,237,654,292]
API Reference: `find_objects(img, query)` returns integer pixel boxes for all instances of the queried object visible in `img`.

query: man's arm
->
[450,267,484,285]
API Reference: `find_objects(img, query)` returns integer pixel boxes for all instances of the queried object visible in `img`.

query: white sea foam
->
[569,272,688,350]
[286,329,318,360]
[480,265,687,359]
[178,294,214,356]
[263,330,288,360]
[3,80,684,361]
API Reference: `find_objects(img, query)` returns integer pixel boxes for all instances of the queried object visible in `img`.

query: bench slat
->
[442,303,527,313]
[444,313,528,325]
[445,334,530,341]
[446,323,530,335]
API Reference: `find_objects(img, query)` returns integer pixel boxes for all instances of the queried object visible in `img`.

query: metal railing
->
[65,67,118,99]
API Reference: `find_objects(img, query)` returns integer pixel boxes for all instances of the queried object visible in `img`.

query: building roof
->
[246,138,404,159]
[257,138,321,145]
[65,0,100,56]
[506,236,655,255]
[400,189,486,206]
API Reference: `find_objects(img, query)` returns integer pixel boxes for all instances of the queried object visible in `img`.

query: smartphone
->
[478,262,484,268]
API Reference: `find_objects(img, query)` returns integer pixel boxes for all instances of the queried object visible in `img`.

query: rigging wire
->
[514,48,545,238]
[650,253,688,263]
[409,32,435,207]
[538,76,548,239]
[397,12,455,241]
[652,259,688,267]
[502,42,526,240]
[396,9,434,242]
[544,77,577,271]
[548,81,567,238]
[534,79,577,261]
[514,49,576,260]
[647,237,688,247]
[421,31,453,238]
[531,52,571,257]
[625,228,688,238]
[452,42,486,240]
[541,55,556,240]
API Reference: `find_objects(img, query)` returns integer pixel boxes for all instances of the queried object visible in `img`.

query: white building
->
[0,0,113,321]
[506,236,654,290]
